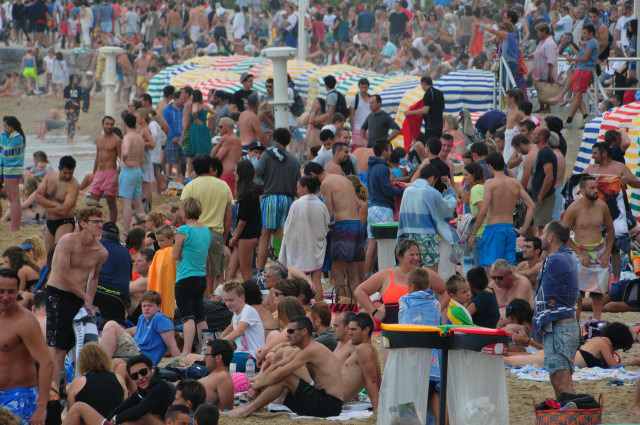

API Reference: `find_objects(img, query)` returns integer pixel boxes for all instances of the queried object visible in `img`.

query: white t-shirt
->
[348,93,370,130]
[232,305,265,356]
[232,12,246,39]
[323,14,336,33]
[554,15,572,43]
[412,37,429,56]
[616,15,632,48]
[286,12,298,31]
[44,55,56,73]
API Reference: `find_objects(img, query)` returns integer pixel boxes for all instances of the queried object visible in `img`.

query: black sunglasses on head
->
[130,367,150,380]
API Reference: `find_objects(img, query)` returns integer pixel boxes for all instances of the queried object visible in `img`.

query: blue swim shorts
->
[0,386,38,425]
[479,223,517,266]
[118,168,143,200]
[261,194,292,230]
[543,320,579,374]
[331,220,366,262]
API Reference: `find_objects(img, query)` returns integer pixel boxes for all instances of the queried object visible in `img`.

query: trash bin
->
[370,222,398,270]
[446,327,511,425]
[379,324,444,425]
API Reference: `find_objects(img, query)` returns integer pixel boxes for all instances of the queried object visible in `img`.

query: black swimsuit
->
[579,349,605,368]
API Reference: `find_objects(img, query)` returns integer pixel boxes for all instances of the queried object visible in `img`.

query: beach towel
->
[574,239,611,294]
[69,307,99,379]
[509,365,640,382]
[446,299,473,325]
[401,99,424,153]
[147,247,178,319]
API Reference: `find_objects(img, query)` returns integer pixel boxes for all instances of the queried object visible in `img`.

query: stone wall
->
[0,46,88,78]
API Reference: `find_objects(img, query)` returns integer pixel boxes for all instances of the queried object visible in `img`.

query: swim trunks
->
[543,320,579,374]
[118,168,143,199]
[46,217,75,236]
[479,223,516,266]
[260,194,292,229]
[404,233,439,267]
[331,220,366,262]
[283,379,343,418]
[0,386,38,425]
[220,173,235,197]
[45,286,84,351]
[89,169,118,197]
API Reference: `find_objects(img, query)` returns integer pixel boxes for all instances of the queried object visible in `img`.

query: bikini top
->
[381,269,409,305]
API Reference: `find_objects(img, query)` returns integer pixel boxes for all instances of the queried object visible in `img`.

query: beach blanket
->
[509,365,640,382]
[268,403,374,420]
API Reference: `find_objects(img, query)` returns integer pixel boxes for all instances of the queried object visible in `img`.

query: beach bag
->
[289,86,305,117]
[330,284,359,314]
[623,278,640,308]
[533,394,602,425]
[583,317,609,339]
[456,213,475,242]
[534,81,563,105]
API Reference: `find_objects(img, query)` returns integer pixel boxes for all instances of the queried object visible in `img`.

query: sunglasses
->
[274,291,284,297]
[88,219,105,225]
[286,327,301,334]
[130,367,150,380]
[491,275,506,281]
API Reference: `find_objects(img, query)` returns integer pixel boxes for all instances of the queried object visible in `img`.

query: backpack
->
[599,31,614,61]
[290,86,305,117]
[332,90,350,118]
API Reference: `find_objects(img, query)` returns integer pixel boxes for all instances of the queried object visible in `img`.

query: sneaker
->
[564,118,573,128]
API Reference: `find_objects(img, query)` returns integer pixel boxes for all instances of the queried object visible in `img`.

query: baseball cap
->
[86,71,94,77]
[321,125,336,135]
[240,72,253,82]
[247,141,266,151]
[101,221,120,237]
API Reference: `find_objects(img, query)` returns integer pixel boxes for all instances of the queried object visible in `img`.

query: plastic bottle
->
[632,252,640,276]
[245,355,255,377]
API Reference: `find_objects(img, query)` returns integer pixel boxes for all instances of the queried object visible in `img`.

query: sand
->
[2,97,640,424]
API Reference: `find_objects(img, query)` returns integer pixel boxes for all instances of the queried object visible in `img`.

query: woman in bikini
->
[355,239,447,325]
[3,246,41,293]
[505,322,639,368]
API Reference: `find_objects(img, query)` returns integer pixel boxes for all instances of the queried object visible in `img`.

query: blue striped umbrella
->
[377,78,422,119]
[148,64,209,106]
[433,70,497,114]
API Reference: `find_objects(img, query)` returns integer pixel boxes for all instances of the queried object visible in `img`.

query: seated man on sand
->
[199,339,234,411]
[35,108,67,141]
[490,259,534,327]
[229,316,344,418]
[332,311,357,364]
[341,313,381,411]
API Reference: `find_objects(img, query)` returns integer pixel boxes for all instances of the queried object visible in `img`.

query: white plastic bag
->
[378,347,431,425]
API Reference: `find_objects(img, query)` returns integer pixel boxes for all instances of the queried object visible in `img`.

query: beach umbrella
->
[335,72,381,97]
[231,57,270,74]
[184,56,221,66]
[193,78,267,98]
[305,68,372,113]
[573,113,604,174]
[247,59,273,78]
[169,69,239,89]
[433,70,497,114]
[343,74,389,100]
[148,64,209,105]
[208,55,251,71]
[259,59,316,80]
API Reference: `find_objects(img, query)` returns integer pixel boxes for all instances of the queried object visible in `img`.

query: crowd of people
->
[2,0,640,423]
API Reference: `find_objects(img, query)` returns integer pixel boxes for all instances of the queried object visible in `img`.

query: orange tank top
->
[381,268,409,304]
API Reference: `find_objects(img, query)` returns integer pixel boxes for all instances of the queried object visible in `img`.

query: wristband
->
[372,308,379,317]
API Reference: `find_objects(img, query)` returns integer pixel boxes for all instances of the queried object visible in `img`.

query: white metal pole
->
[297,0,308,61]
[262,47,297,130]
[99,46,124,119]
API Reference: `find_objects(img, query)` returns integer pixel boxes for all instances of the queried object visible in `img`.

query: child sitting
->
[147,225,178,320]
[445,274,473,325]
[466,267,500,328]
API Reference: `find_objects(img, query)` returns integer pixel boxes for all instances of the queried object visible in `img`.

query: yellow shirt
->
[181,176,233,233]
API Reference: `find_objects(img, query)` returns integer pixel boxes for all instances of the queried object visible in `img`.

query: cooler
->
[378,324,444,425]
[370,222,398,270]
[446,327,511,425]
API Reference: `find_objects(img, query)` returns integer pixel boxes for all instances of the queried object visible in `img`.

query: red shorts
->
[89,169,118,197]
[572,69,593,93]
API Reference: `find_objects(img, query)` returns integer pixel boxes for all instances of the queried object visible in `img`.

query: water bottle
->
[245,355,256,377]
[201,331,214,355]
[229,363,237,374]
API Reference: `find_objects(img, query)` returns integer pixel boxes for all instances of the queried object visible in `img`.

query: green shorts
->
[404,233,439,267]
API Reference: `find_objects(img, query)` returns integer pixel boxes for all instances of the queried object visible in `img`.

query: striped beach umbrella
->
[336,72,381,97]
[184,56,221,66]
[208,55,251,71]
[248,59,273,78]
[259,59,317,80]
[169,69,239,89]
[433,70,496,114]
[628,114,640,214]
[193,78,267,98]
[231,57,270,74]
[573,113,604,174]
[148,64,209,105]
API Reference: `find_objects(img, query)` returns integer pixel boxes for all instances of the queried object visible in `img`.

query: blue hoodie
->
[366,156,404,210]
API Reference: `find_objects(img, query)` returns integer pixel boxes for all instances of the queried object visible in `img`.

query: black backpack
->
[290,86,305,117]
[332,90,350,118]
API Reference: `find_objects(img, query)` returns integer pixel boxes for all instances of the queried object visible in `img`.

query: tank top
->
[24,56,35,68]
[75,370,124,417]
[380,268,409,324]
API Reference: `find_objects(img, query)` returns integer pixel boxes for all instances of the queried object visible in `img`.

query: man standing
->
[89,116,121,223]
[604,128,630,164]
[348,78,370,149]
[163,89,187,183]
[230,72,254,114]
[255,128,301,273]
[468,153,535,274]
[46,206,108,397]
[199,339,234,411]
[237,93,268,152]
[341,313,381,412]
[356,4,375,45]
[515,237,543,290]
[119,112,145,234]
[0,269,53,425]
[211,117,242,196]
[565,24,598,128]
[530,126,557,234]
[94,221,133,326]
[181,155,232,296]
[361,95,401,147]
[411,138,451,193]
[399,164,457,271]
[534,221,580,398]
[35,156,80,252]
[304,162,364,292]
[388,1,408,45]
[563,175,614,321]
[405,77,445,139]
[510,134,537,190]
[229,316,343,418]
[365,138,405,274]
[314,128,359,174]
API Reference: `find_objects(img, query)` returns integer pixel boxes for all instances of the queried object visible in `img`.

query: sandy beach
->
[1,96,640,424]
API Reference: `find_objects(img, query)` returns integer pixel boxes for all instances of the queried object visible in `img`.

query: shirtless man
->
[468,152,536,276]
[118,113,146,234]
[45,206,108,396]
[89,116,122,223]
[502,88,525,175]
[229,316,344,418]
[341,313,381,411]
[489,259,534,325]
[563,175,614,321]
[515,237,543,290]
[584,142,640,280]
[332,311,357,364]
[133,49,152,97]
[324,142,349,176]
[199,339,234,411]
[0,269,53,425]
[237,94,267,151]
[165,2,182,37]
[35,156,80,252]
[211,117,242,196]
[510,135,537,191]
[439,134,455,176]
[354,145,374,175]
[304,162,364,292]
